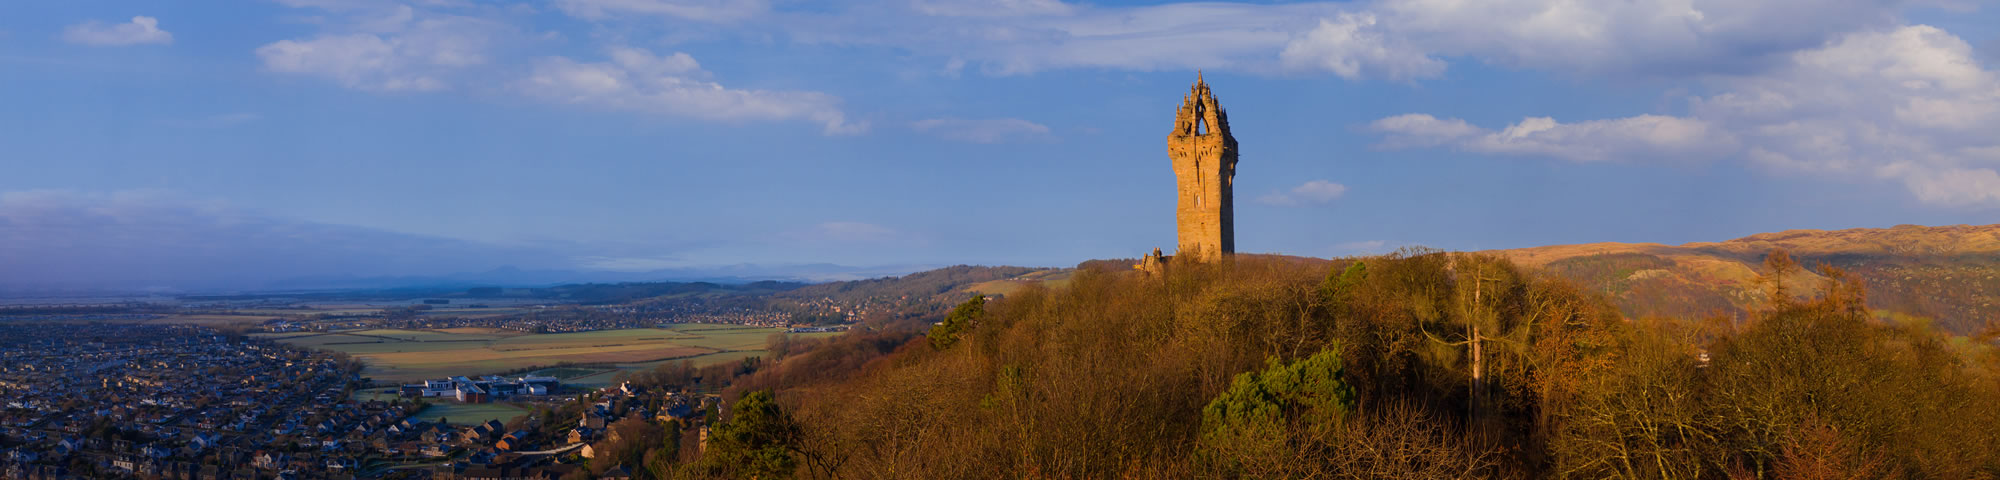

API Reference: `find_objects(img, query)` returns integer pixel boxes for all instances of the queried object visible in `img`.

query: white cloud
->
[62,16,173,46]
[790,2,1339,75]
[1371,25,2000,206]
[259,34,445,91]
[1371,114,1726,163]
[258,0,1930,86]
[1696,25,2000,203]
[1257,180,1348,206]
[553,0,768,22]
[522,46,865,135]
[1367,114,1481,147]
[256,3,504,91]
[1366,0,1904,76]
[257,1,867,134]
[1901,167,2000,206]
[910,117,1051,143]
[1279,13,1443,80]
[780,0,1920,80]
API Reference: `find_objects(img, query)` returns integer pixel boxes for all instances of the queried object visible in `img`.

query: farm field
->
[209,304,530,319]
[257,324,840,383]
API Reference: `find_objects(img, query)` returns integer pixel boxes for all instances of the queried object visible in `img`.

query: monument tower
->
[1167,74,1237,263]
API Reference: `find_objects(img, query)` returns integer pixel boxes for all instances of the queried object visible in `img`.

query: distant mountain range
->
[0,263,948,299]
[260,263,945,291]
[1487,224,2000,335]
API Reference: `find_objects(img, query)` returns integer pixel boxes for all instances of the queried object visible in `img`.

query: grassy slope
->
[961,269,1076,298]
[413,403,529,425]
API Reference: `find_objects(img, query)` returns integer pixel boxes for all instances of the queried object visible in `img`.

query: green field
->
[351,388,529,425]
[540,346,783,390]
[413,403,529,426]
[350,387,406,403]
[257,324,839,383]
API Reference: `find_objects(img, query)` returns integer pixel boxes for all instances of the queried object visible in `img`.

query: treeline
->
[1535,250,2000,336]
[656,249,2000,479]
[1836,256,2000,333]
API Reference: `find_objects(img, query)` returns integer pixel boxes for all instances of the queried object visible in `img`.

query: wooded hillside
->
[668,250,2000,479]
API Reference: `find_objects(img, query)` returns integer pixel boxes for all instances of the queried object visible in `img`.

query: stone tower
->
[1168,75,1237,263]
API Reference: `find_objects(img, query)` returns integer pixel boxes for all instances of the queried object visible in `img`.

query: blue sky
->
[2,0,1998,291]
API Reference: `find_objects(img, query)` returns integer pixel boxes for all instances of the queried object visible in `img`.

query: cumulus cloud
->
[1257,180,1348,206]
[1901,167,2000,206]
[1363,0,1903,76]
[62,16,173,46]
[1372,25,2000,206]
[255,1,868,134]
[0,190,562,291]
[521,46,865,135]
[552,0,768,22]
[1687,25,2000,204]
[910,117,1051,143]
[1279,13,1443,80]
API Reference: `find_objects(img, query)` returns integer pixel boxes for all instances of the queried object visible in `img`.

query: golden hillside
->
[1486,224,2000,334]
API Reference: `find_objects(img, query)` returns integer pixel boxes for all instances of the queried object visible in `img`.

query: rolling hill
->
[1486,224,2000,334]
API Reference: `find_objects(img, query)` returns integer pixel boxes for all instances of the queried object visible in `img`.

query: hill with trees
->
[767,265,1055,326]
[656,248,2000,479]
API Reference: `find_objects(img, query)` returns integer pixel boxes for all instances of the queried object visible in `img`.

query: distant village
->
[0,324,729,479]
[0,269,1019,478]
